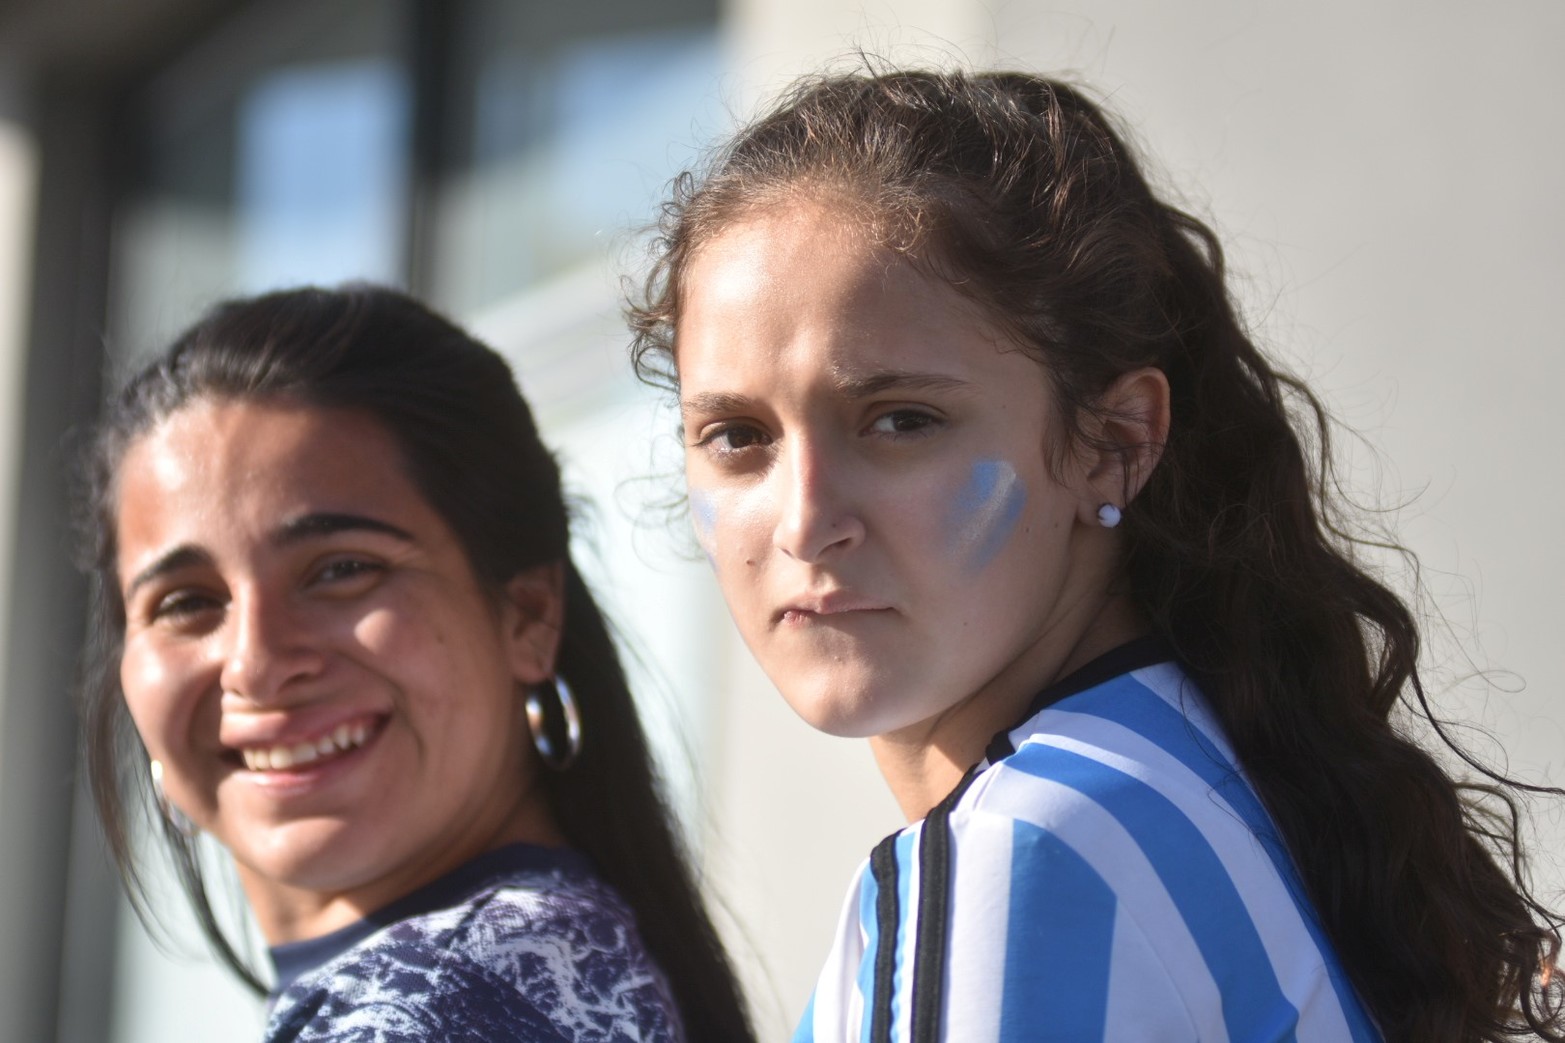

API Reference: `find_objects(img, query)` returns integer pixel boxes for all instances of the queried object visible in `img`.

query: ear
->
[499,561,565,685]
[1075,366,1171,524]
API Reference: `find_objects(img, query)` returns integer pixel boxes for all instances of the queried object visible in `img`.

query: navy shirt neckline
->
[267,842,593,1001]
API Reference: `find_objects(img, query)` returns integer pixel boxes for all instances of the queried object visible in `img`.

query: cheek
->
[118,642,184,751]
[943,460,1028,573]
[351,603,516,718]
[688,489,719,561]
[349,607,457,703]
[350,606,406,657]
[685,483,769,570]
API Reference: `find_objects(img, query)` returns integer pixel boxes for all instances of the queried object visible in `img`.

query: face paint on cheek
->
[948,459,1027,571]
[688,488,719,563]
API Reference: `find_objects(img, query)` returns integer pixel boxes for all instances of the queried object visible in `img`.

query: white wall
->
[709,2,1565,1036]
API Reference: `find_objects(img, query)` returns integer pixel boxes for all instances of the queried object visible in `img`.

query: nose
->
[217,587,326,704]
[772,437,865,562]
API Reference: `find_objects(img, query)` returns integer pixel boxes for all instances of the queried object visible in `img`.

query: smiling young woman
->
[630,69,1565,1042]
[79,285,755,1042]
[115,399,566,938]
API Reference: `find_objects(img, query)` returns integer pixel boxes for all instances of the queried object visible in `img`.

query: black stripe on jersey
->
[910,766,980,1043]
[869,832,902,1043]
[985,635,1175,762]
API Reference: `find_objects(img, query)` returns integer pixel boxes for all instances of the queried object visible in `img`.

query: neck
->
[869,592,1147,822]
[241,789,564,945]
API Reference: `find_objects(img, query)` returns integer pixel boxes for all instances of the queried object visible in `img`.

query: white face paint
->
[688,488,719,561]
[947,459,1027,572]
[677,200,1105,742]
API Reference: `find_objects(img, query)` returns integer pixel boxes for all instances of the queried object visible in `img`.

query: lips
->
[232,714,379,773]
[778,590,892,622]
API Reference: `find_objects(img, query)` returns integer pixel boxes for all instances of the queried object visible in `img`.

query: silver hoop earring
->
[150,759,199,838]
[1096,503,1123,529]
[525,676,582,771]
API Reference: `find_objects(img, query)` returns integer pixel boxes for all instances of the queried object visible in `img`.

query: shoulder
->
[964,661,1245,843]
[936,662,1377,1040]
[265,871,682,1043]
[446,873,681,1026]
[952,660,1288,950]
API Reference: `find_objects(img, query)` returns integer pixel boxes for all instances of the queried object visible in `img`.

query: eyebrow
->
[272,512,416,548]
[123,513,416,599]
[680,371,975,418]
[832,371,975,398]
[679,391,754,420]
[125,546,213,600]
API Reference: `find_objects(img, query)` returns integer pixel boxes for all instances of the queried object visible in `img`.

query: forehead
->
[674,199,1036,392]
[114,398,420,561]
[122,395,403,486]
[683,198,913,316]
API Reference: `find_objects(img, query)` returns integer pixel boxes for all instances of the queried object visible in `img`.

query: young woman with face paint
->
[79,286,756,1042]
[630,70,1565,1042]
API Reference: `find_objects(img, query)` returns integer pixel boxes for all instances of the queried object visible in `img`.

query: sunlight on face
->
[676,201,1112,744]
[115,398,558,939]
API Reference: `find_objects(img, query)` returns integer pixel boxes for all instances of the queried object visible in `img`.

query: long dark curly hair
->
[79,285,756,1042]
[628,67,1564,1042]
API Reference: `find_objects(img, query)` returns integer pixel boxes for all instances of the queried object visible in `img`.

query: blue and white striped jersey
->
[794,642,1381,1042]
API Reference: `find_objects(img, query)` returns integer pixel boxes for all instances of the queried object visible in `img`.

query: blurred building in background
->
[0,1,1560,1040]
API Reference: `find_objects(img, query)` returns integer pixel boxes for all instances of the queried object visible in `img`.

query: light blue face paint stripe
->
[1011,747,1303,1043]
[688,489,718,562]
[1052,679,1381,1042]
[950,460,1026,571]
[1002,819,1116,1039]
[856,867,881,1043]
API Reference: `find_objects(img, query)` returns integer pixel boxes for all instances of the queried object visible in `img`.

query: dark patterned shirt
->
[265,844,683,1042]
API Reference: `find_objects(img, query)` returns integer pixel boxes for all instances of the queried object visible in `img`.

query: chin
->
[778,676,903,740]
[235,823,365,890]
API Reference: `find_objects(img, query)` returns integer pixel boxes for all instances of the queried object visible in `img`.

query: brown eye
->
[151,590,224,626]
[697,423,770,453]
[868,409,942,436]
[309,557,386,593]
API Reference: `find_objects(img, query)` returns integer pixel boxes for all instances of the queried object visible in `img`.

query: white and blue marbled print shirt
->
[265,844,683,1043]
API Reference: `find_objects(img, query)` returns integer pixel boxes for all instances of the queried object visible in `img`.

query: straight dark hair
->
[78,284,755,1042]
[629,67,1564,1042]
